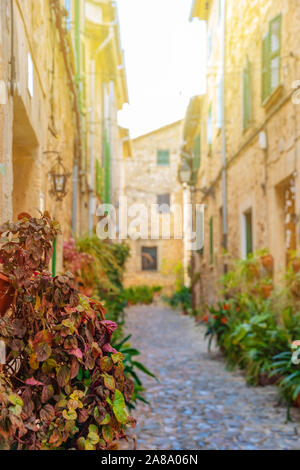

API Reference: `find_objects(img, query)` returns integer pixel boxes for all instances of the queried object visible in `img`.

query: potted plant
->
[261,278,274,299]
[260,252,274,273]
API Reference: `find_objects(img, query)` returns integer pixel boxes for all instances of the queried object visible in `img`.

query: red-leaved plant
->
[0,212,135,450]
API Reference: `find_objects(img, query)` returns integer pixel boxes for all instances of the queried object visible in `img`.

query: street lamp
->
[47,152,71,202]
[179,159,192,185]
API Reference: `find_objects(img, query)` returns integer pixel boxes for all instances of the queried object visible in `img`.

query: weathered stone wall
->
[0,0,76,273]
[123,121,184,294]
[191,0,300,306]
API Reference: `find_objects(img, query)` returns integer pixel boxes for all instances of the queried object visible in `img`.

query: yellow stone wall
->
[0,0,77,273]
[123,121,184,294]
[189,0,300,306]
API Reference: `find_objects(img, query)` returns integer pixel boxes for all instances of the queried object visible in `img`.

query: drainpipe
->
[118,136,130,241]
[221,0,228,273]
[88,28,114,234]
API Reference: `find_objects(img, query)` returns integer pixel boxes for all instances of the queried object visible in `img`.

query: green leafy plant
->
[123,285,162,306]
[0,213,135,450]
[63,238,156,409]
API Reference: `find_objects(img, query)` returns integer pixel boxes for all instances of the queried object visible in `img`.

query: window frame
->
[141,246,158,271]
[27,52,34,98]
[157,149,170,166]
[261,13,282,104]
[242,209,253,259]
[207,104,213,153]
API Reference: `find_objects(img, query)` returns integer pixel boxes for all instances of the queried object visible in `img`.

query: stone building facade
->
[186,0,300,306]
[0,0,128,273]
[123,121,184,294]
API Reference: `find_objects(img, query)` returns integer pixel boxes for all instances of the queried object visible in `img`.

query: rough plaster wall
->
[123,122,184,292]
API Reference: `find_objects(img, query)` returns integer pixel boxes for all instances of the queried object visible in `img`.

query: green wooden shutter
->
[245,212,253,256]
[157,150,170,166]
[262,34,270,103]
[52,237,57,277]
[269,14,281,93]
[207,104,212,153]
[243,57,251,129]
[209,217,214,264]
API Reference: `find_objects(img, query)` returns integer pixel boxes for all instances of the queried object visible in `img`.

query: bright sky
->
[116,0,207,138]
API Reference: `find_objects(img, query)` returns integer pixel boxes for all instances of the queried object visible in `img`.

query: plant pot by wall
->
[260,254,274,272]
[261,284,273,299]
[292,259,300,274]
[0,273,14,315]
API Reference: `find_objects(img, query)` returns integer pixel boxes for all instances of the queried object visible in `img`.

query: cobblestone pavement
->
[124,304,300,450]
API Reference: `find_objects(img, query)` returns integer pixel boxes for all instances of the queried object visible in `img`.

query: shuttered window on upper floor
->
[242,57,251,130]
[262,14,282,104]
[157,150,170,166]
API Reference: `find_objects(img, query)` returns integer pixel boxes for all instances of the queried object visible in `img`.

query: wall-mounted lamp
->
[45,151,71,202]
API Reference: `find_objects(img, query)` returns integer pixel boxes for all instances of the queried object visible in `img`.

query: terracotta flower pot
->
[291,280,300,298]
[292,259,300,274]
[260,254,274,272]
[295,393,300,408]
[261,284,273,299]
[0,273,14,315]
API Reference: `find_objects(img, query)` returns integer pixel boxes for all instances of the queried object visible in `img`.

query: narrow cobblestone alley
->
[125,305,300,450]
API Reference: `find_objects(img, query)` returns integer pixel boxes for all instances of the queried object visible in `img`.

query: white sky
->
[116,0,207,138]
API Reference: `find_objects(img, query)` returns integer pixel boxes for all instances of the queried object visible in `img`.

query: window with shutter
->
[208,25,213,58]
[242,210,253,258]
[216,75,222,129]
[65,0,72,30]
[209,217,214,264]
[157,150,170,166]
[141,247,158,271]
[196,206,204,255]
[269,14,281,92]
[243,57,251,130]
[96,159,103,198]
[261,14,281,103]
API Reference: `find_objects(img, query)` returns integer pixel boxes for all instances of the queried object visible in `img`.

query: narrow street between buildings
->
[126,305,300,450]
